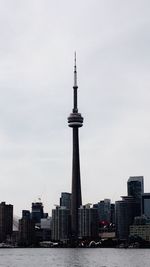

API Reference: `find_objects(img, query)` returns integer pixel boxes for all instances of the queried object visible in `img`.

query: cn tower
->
[68,53,83,239]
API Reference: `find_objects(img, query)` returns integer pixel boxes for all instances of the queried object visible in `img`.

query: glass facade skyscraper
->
[127,176,144,199]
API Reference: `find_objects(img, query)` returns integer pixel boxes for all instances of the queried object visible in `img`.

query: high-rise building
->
[31,202,44,224]
[127,176,144,199]
[78,205,99,239]
[60,192,71,210]
[115,176,144,240]
[142,193,150,218]
[0,202,13,242]
[18,210,35,246]
[68,54,83,240]
[51,206,70,242]
[127,176,144,216]
[115,196,140,240]
[94,199,111,223]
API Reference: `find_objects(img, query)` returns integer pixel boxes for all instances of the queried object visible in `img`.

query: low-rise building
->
[130,224,150,241]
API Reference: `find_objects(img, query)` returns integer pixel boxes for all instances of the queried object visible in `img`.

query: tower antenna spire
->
[74,51,77,87]
[73,52,78,112]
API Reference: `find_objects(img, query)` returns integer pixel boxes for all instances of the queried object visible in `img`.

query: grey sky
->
[0,0,150,216]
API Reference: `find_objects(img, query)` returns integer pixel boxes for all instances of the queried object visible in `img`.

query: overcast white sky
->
[0,0,150,216]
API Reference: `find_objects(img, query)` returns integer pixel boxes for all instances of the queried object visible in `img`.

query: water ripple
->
[0,248,149,267]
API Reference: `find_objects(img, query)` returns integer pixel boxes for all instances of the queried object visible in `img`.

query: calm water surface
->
[0,248,149,267]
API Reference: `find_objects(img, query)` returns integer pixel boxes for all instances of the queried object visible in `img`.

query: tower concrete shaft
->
[68,54,83,239]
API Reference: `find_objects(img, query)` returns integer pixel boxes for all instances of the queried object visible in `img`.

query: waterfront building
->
[51,206,70,242]
[68,54,83,239]
[60,192,71,210]
[18,210,35,246]
[0,202,13,242]
[130,224,150,242]
[78,205,99,239]
[115,196,140,240]
[142,193,150,218]
[130,216,150,241]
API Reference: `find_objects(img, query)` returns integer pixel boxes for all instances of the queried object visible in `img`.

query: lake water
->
[0,248,149,267]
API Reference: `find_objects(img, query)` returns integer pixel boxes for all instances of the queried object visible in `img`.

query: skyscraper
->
[0,202,13,242]
[94,199,111,222]
[127,176,144,199]
[68,54,83,239]
[60,192,71,210]
[31,201,44,224]
[18,210,35,246]
[115,196,140,240]
[115,176,144,240]
[78,205,99,239]
[52,206,70,242]
[127,176,144,215]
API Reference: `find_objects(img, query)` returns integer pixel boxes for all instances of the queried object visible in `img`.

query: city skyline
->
[0,1,150,216]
